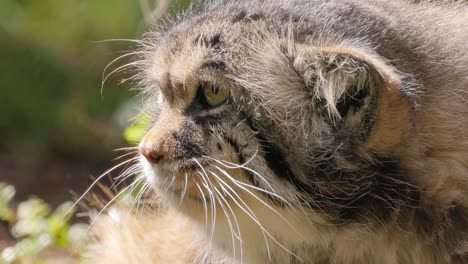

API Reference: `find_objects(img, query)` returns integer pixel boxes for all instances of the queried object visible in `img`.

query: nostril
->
[140,147,163,164]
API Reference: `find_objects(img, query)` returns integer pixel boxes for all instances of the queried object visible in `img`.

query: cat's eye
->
[202,83,229,107]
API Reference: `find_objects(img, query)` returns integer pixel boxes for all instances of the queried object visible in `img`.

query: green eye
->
[203,83,229,107]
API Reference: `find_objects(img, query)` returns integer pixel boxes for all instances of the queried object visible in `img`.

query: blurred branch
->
[139,0,171,25]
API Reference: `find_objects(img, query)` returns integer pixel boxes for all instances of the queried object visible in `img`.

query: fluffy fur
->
[89,0,468,263]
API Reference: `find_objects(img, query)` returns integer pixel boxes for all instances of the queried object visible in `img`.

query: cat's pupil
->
[211,86,219,94]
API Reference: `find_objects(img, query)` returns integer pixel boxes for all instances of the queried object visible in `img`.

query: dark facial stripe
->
[193,33,223,50]
[239,111,297,182]
[223,136,260,194]
[223,133,287,205]
[239,111,304,206]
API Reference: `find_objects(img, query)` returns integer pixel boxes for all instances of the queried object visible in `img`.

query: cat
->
[90,0,468,263]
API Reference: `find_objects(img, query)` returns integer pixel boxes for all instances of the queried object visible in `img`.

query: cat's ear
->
[292,46,399,124]
[291,46,413,149]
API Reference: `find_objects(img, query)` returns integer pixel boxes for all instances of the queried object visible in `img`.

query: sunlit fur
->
[89,0,468,263]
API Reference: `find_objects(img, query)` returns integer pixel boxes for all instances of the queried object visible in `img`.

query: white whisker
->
[93,38,152,45]
[112,151,139,161]
[194,182,209,230]
[213,166,302,240]
[101,61,145,95]
[212,172,272,260]
[66,156,139,217]
[113,146,140,152]
[209,173,243,263]
[196,170,217,243]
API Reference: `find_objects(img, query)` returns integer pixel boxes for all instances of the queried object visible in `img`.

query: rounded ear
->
[292,46,402,140]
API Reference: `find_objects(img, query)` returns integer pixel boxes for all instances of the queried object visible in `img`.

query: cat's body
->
[90,0,468,263]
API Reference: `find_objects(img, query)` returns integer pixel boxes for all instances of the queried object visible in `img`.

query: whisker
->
[212,167,302,240]
[127,176,149,215]
[204,155,278,195]
[113,146,140,152]
[178,171,189,207]
[112,169,143,191]
[208,170,243,263]
[210,160,290,205]
[213,169,302,261]
[112,151,139,161]
[165,174,177,192]
[101,61,145,94]
[213,173,272,260]
[193,159,218,239]
[75,181,140,250]
[194,182,209,230]
[101,52,143,96]
[205,155,291,206]
[86,182,135,230]
[114,163,142,181]
[66,156,139,217]
[93,38,153,45]
[197,171,217,242]
[135,183,152,214]
[210,178,242,263]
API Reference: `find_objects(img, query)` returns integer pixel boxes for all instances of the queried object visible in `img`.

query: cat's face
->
[137,24,286,217]
[137,11,413,236]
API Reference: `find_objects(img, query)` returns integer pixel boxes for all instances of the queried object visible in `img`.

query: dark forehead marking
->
[231,10,265,23]
[232,10,247,23]
[248,13,265,21]
[209,33,222,48]
[192,32,223,50]
[200,60,226,71]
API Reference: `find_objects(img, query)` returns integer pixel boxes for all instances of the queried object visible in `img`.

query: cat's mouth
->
[141,155,245,202]
[141,157,219,196]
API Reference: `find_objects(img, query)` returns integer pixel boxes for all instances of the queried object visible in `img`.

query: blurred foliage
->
[0,1,194,262]
[123,112,152,145]
[0,0,189,163]
[0,183,89,264]
[0,0,148,162]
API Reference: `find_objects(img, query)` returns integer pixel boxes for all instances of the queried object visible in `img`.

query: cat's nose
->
[140,146,165,164]
[138,106,184,165]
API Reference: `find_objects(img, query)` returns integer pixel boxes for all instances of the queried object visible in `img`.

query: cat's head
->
[136,5,415,231]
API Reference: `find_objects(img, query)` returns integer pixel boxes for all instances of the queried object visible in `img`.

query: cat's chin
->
[140,158,210,206]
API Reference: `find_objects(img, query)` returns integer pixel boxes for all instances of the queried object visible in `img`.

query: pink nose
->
[140,147,164,164]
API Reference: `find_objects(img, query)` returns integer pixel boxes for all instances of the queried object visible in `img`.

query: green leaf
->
[0,183,16,223]
[17,198,50,221]
[123,125,147,144]
[0,183,15,206]
[12,199,50,238]
[8,235,51,260]
[123,112,151,144]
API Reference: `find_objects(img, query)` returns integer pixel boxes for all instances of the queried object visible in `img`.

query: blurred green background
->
[0,0,188,205]
[0,1,194,261]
